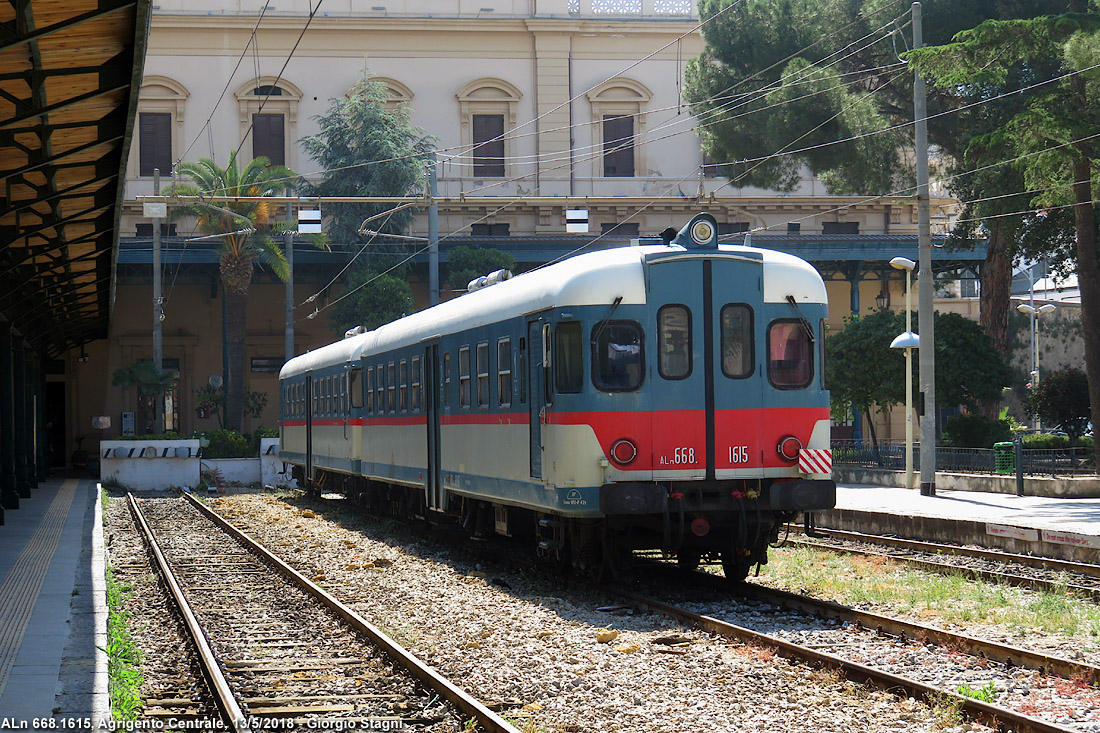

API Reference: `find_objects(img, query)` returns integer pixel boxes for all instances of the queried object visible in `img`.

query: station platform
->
[0,476,107,725]
[826,483,1100,562]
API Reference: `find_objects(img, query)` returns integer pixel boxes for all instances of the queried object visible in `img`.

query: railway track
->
[783,526,1100,601]
[127,493,518,731]
[614,562,1091,733]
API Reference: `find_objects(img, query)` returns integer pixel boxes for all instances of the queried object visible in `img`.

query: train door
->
[527,318,549,480]
[304,373,314,485]
[646,252,764,478]
[424,342,444,512]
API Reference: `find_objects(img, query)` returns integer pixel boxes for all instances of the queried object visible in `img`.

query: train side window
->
[767,319,813,389]
[517,338,527,405]
[554,321,583,393]
[350,370,362,410]
[387,362,396,412]
[411,357,421,411]
[443,352,451,405]
[376,364,385,411]
[476,342,490,408]
[657,305,692,380]
[720,304,754,378]
[399,359,408,412]
[458,346,471,408]
[312,380,318,416]
[592,321,644,392]
[366,368,374,413]
[497,338,511,407]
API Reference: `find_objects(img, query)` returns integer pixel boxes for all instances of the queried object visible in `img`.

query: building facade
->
[53,0,972,463]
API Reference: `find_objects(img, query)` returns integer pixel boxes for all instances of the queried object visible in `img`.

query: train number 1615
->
[729,446,749,464]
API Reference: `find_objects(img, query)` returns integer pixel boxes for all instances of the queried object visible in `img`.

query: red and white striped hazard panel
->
[799,449,832,475]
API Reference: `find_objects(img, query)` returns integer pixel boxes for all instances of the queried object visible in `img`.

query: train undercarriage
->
[293,465,831,581]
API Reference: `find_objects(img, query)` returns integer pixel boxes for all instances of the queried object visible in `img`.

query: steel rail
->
[786,536,1100,602]
[798,526,1100,578]
[126,494,249,732]
[605,585,1077,733]
[182,492,520,733]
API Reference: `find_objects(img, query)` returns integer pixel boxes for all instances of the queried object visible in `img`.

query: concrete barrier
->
[100,439,201,490]
[835,467,1100,498]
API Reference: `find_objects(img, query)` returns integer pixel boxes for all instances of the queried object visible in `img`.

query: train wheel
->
[676,549,701,571]
[721,550,752,583]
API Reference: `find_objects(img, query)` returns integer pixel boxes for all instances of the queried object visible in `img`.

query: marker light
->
[777,436,802,462]
[610,439,637,465]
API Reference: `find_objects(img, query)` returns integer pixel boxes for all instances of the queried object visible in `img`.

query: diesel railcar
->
[279,213,835,580]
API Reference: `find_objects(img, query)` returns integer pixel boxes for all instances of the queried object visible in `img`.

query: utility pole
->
[428,153,439,306]
[285,189,294,363]
[152,168,164,434]
[913,1,936,496]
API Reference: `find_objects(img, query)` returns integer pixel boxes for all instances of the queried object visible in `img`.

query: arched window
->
[587,78,652,178]
[234,77,304,169]
[456,79,522,179]
[134,76,189,178]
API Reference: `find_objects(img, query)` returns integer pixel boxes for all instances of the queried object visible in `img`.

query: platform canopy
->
[0,0,150,356]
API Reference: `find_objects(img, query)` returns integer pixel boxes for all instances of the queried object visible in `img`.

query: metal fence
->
[831,440,1095,477]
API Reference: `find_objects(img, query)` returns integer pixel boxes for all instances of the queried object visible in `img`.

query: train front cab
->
[598,215,836,578]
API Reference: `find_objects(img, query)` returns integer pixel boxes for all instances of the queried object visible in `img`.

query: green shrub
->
[196,428,251,458]
[248,427,279,456]
[942,413,1012,448]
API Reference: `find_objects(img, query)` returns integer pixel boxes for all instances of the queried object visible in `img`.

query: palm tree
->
[112,359,176,435]
[170,151,294,432]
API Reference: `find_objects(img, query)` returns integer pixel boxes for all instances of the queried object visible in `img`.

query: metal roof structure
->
[0,0,151,356]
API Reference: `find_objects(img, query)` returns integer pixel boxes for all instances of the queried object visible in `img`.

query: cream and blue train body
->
[279,213,835,578]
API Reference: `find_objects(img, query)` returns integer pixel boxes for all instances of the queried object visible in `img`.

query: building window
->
[587,78,651,180]
[718,222,750,235]
[476,342,490,408]
[600,222,639,236]
[822,221,859,235]
[250,357,282,373]
[472,114,505,177]
[235,77,302,170]
[471,223,510,236]
[135,223,178,238]
[603,115,635,177]
[139,112,172,177]
[253,113,285,167]
[457,79,522,180]
[497,339,511,407]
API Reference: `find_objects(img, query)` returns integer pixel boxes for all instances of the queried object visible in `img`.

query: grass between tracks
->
[101,490,144,719]
[760,545,1100,646]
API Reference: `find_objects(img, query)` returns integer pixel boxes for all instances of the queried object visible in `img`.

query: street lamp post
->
[890,257,918,490]
[1017,302,1057,432]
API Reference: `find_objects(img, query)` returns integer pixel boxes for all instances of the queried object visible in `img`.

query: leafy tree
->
[170,151,295,432]
[444,246,516,292]
[300,71,433,248]
[826,309,1011,448]
[112,359,174,435]
[327,268,415,335]
[909,3,1100,470]
[686,0,1059,364]
[941,413,1013,448]
[1024,368,1092,445]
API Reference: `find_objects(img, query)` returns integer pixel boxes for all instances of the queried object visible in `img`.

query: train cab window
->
[476,342,490,408]
[767,320,813,388]
[411,357,421,411]
[496,338,512,407]
[458,347,471,408]
[720,304,754,378]
[657,305,692,379]
[387,362,397,412]
[554,322,583,393]
[399,359,408,412]
[592,321,643,392]
[365,368,374,413]
[820,319,828,390]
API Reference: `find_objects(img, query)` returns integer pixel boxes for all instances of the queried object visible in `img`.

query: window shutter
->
[603,115,634,177]
[139,112,172,177]
[253,113,285,166]
[472,114,505,177]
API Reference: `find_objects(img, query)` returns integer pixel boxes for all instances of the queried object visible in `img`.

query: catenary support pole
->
[153,169,164,434]
[913,1,936,496]
[428,153,440,306]
[285,188,295,363]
